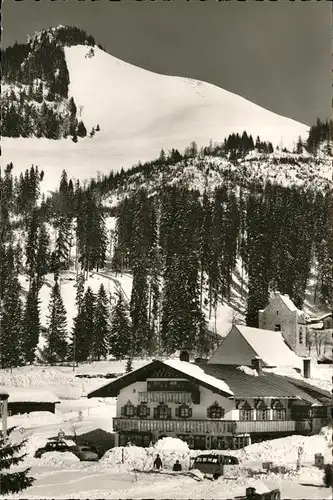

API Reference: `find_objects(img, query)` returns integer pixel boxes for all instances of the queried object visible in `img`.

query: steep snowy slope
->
[2,44,309,191]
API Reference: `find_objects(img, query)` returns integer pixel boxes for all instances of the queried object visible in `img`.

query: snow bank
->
[232,425,332,467]
[39,451,80,466]
[154,437,189,453]
[101,438,191,471]
[100,427,332,478]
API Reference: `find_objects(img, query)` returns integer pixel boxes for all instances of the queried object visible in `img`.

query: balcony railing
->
[236,419,311,433]
[113,418,236,434]
[113,418,312,435]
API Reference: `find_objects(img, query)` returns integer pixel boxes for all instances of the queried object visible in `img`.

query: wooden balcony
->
[236,419,311,434]
[113,418,312,435]
[113,418,236,434]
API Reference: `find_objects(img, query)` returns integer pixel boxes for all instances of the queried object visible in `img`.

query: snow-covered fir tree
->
[109,292,131,359]
[43,279,68,363]
[92,283,109,361]
[0,428,35,495]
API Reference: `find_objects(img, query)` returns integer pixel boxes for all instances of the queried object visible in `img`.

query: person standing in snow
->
[172,460,182,472]
[153,454,162,470]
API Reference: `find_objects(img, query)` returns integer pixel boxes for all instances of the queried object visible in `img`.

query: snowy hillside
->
[2,42,310,191]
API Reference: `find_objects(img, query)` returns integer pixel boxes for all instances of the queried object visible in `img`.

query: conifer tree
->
[77,121,87,138]
[70,273,85,364]
[0,264,23,368]
[92,284,109,360]
[0,427,35,495]
[109,292,131,359]
[74,286,95,362]
[43,279,68,364]
[25,209,39,282]
[36,222,50,289]
[22,279,40,365]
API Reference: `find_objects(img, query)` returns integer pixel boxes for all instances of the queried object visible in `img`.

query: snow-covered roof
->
[308,322,324,330]
[6,387,60,404]
[307,312,332,325]
[236,325,302,369]
[162,359,233,396]
[88,358,234,399]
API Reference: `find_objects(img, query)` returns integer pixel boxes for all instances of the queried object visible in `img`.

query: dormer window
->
[255,399,269,421]
[275,324,281,331]
[239,401,253,421]
[175,403,192,419]
[207,401,225,419]
[272,400,286,421]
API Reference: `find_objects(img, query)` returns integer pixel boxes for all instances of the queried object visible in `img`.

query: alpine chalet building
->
[88,325,332,450]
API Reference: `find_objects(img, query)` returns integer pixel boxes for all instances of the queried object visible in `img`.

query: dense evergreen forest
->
[0,119,332,369]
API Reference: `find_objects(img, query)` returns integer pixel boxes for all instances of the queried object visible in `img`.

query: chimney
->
[195,357,207,364]
[251,357,263,375]
[303,358,311,379]
[179,350,190,362]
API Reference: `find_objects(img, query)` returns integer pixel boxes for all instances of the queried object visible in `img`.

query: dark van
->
[191,453,239,479]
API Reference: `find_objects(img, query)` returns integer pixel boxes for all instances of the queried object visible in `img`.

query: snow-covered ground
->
[2,433,332,499]
[0,360,332,499]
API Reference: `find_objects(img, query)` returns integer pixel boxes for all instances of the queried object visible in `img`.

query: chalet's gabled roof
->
[87,359,330,406]
[259,292,304,318]
[197,364,330,404]
[236,326,303,369]
[209,325,303,369]
[87,359,234,399]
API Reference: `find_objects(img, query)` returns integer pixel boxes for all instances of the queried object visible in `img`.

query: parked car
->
[34,440,73,458]
[191,453,239,479]
[71,444,99,462]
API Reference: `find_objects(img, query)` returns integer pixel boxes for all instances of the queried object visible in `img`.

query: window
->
[255,400,269,421]
[175,403,192,419]
[138,392,148,403]
[272,400,286,420]
[275,324,281,331]
[207,402,225,419]
[121,401,136,417]
[299,328,303,344]
[137,404,150,418]
[153,403,171,420]
[239,401,253,421]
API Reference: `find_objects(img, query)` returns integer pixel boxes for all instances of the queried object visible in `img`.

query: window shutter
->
[175,407,180,418]
[120,406,125,416]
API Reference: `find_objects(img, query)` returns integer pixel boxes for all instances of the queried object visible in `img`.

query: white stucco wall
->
[259,294,302,354]
[116,380,237,419]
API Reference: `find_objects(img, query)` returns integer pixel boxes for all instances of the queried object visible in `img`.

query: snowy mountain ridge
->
[104,150,332,208]
[1,25,312,191]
